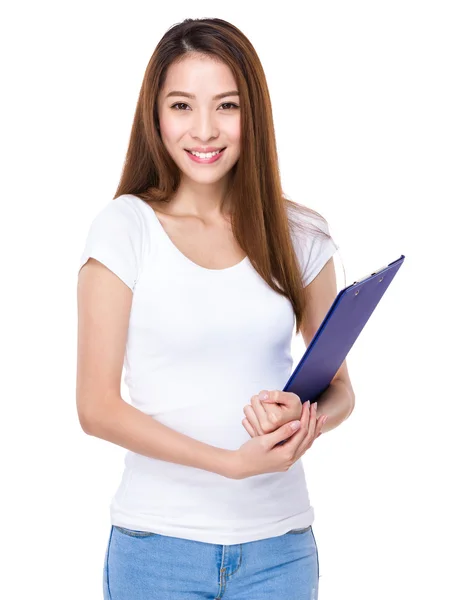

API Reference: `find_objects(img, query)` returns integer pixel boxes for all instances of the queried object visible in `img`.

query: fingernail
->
[291,420,301,430]
[258,390,269,401]
[322,416,328,425]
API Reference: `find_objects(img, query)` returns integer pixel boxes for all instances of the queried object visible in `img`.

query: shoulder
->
[285,199,334,258]
[86,194,152,251]
[93,194,145,229]
[78,194,150,292]
[285,198,330,235]
[284,199,338,288]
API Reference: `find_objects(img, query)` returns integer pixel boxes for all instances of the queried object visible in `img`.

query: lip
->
[185,146,226,153]
[185,147,226,164]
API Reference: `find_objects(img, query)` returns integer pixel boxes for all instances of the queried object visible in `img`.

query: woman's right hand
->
[230,400,323,479]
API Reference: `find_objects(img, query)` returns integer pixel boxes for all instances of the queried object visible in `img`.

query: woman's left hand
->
[242,390,324,438]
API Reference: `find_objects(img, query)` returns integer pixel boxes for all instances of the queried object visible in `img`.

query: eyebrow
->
[165,90,240,100]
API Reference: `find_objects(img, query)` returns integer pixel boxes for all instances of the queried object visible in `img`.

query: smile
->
[184,148,226,164]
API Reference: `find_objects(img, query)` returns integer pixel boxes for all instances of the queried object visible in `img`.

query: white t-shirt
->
[78,193,338,544]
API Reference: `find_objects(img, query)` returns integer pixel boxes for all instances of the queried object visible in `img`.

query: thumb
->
[262,391,298,405]
[267,420,301,448]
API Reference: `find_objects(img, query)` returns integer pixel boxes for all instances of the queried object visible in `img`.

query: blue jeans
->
[103,524,320,599]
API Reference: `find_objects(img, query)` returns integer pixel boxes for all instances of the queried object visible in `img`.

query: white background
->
[1,1,447,598]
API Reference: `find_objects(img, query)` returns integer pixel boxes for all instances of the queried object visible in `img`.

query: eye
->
[170,102,240,111]
[219,103,239,110]
[170,102,190,111]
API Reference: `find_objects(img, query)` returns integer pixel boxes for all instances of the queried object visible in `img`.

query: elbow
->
[78,410,96,435]
[76,391,121,435]
[76,392,96,434]
[346,392,356,419]
[77,400,102,435]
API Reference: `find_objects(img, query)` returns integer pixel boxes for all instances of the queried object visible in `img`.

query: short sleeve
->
[78,196,144,291]
[287,204,339,287]
[301,218,339,287]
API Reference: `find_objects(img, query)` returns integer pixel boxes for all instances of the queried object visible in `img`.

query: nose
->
[191,109,219,142]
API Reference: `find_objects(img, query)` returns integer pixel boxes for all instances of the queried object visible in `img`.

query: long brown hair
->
[114,17,334,335]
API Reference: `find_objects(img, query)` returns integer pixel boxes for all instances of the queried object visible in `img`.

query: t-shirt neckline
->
[131,195,250,273]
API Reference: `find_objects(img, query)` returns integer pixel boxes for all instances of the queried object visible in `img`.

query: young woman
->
[77,17,355,600]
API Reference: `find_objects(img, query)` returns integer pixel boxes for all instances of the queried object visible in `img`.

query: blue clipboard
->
[283,254,405,404]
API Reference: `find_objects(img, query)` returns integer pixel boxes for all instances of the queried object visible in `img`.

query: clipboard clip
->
[352,263,389,286]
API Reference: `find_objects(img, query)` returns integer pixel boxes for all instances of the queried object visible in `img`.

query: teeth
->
[189,149,221,158]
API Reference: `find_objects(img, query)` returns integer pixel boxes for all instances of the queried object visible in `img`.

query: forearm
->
[315,379,355,434]
[82,397,234,478]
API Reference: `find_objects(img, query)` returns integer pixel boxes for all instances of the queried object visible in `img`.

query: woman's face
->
[157,54,241,185]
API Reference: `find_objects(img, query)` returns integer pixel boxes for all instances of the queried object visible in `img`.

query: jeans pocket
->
[286,525,312,534]
[114,525,156,538]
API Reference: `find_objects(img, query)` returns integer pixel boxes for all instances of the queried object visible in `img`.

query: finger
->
[242,417,256,438]
[250,394,271,432]
[276,418,308,451]
[306,402,318,446]
[292,406,322,461]
[253,395,284,433]
[301,401,318,450]
[282,400,312,456]
[262,391,301,427]
[244,403,264,436]
[259,389,279,403]
[262,390,301,407]
[314,415,327,440]
[300,399,311,429]
[262,402,285,430]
